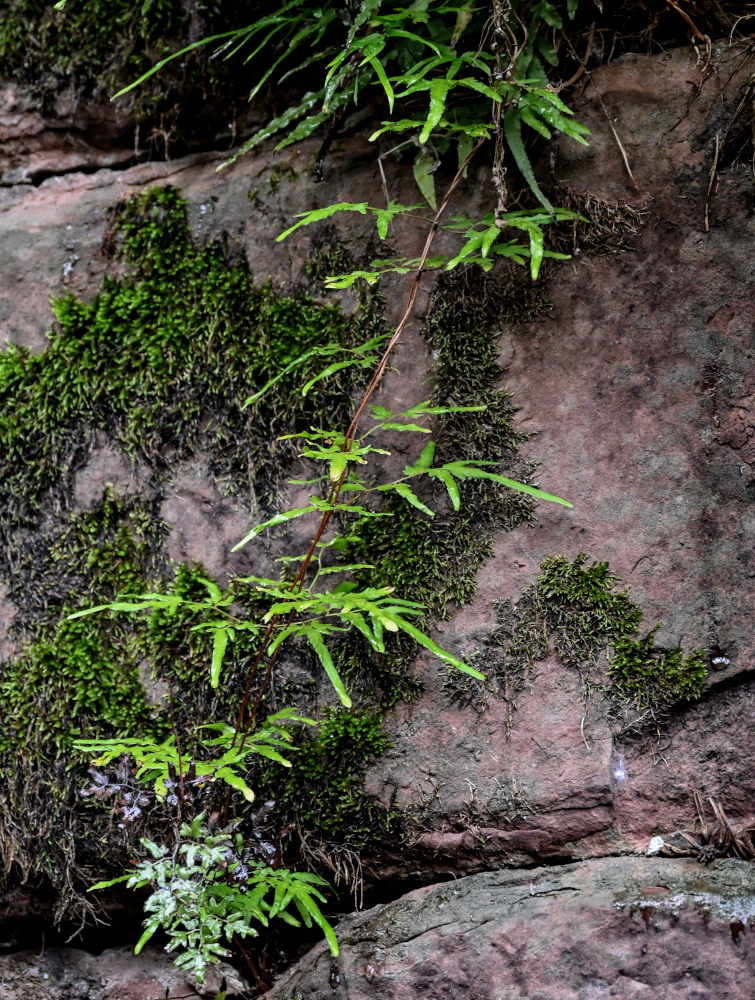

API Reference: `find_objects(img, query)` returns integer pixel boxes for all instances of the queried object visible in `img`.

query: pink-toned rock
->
[0,46,752,865]
[364,653,616,873]
[0,38,753,992]
[0,945,243,1000]
[160,457,260,582]
[0,583,19,662]
[265,857,755,1000]
[72,435,146,509]
[361,43,753,875]
[611,682,754,856]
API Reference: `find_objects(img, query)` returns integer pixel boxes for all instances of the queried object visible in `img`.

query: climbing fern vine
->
[58,0,589,986]
[113,0,589,279]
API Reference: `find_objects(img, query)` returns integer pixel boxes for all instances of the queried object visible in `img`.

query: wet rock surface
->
[0,945,242,1000]
[361,43,754,874]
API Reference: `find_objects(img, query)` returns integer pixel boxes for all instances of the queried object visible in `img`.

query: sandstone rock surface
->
[0,945,242,1000]
[361,44,754,874]
[265,858,755,1000]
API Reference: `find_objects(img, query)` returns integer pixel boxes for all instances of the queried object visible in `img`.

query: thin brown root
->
[704,132,719,232]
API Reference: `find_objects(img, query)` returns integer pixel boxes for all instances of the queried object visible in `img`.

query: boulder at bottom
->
[265,857,755,1000]
[0,945,243,1000]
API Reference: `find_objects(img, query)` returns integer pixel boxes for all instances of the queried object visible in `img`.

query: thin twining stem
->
[229,137,487,755]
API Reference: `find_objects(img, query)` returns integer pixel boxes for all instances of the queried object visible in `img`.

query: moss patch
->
[446,554,708,732]
[609,629,707,716]
[535,554,643,670]
[0,491,164,919]
[0,0,180,96]
[0,185,385,916]
[338,267,537,707]
[0,1,266,148]
[0,186,378,548]
[0,495,162,770]
[262,707,392,849]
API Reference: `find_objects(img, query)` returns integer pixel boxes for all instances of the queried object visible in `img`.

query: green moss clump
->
[0,0,185,130]
[447,554,708,731]
[609,629,707,715]
[535,555,707,722]
[446,553,640,718]
[0,491,167,916]
[0,489,164,772]
[0,617,156,767]
[1,499,273,780]
[0,1,268,146]
[0,185,378,550]
[536,554,643,668]
[0,0,180,86]
[263,708,392,849]
[340,267,536,705]
[0,186,385,917]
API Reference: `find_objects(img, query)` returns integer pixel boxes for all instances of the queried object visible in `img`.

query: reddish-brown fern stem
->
[233,933,269,992]
[230,136,486,749]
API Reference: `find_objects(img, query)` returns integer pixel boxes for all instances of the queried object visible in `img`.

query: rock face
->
[360,43,755,874]
[0,945,242,1000]
[265,857,755,1000]
[0,27,753,1000]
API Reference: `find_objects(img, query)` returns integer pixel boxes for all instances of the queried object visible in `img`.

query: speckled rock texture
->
[359,42,755,874]
[0,945,242,1000]
[265,858,755,1000]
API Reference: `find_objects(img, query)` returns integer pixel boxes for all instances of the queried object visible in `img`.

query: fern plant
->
[74,392,569,712]
[67,1,581,984]
[106,0,589,280]
[73,384,569,979]
[74,707,315,803]
[89,815,337,985]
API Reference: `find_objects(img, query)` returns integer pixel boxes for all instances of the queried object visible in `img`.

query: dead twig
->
[559,31,639,191]
[704,132,719,232]
[665,0,707,42]
[661,790,755,863]
[559,22,595,92]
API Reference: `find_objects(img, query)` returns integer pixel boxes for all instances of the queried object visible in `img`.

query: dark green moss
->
[0,187,384,913]
[0,491,164,772]
[446,553,708,731]
[338,267,536,705]
[0,186,378,551]
[537,555,708,722]
[0,0,180,88]
[609,629,707,715]
[0,491,167,917]
[536,553,643,669]
[0,1,268,147]
[261,707,393,849]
